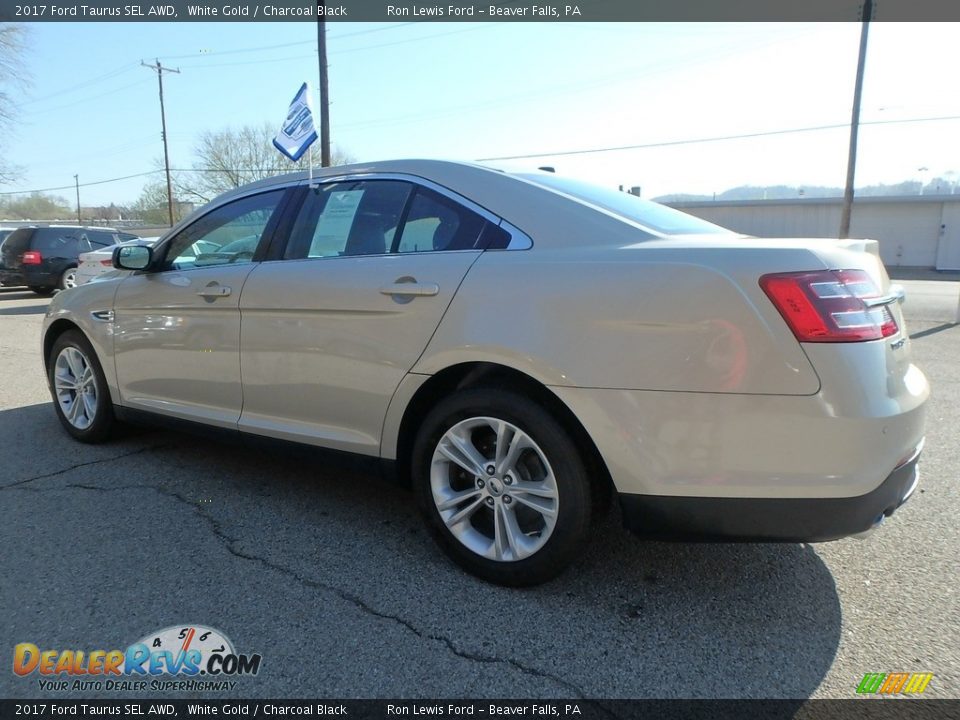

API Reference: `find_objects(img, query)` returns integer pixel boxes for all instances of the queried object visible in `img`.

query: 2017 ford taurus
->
[41,160,928,586]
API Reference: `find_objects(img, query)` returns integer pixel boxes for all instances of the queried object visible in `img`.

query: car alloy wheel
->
[53,346,98,430]
[414,388,592,586]
[48,330,116,443]
[430,416,560,562]
[61,267,79,289]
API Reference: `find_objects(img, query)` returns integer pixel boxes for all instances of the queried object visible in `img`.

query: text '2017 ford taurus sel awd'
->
[41,160,928,586]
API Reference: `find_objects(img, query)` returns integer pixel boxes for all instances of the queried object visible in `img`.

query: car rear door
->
[113,188,288,428]
[0,228,32,277]
[237,179,497,455]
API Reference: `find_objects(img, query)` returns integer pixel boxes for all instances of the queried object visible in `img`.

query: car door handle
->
[197,286,232,298]
[379,282,439,297]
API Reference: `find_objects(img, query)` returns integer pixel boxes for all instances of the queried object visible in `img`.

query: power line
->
[475,114,960,162]
[0,170,164,196]
[180,53,316,70]
[20,63,136,107]
[176,23,499,70]
[22,79,153,117]
[329,25,491,55]
[5,113,959,198]
[159,22,420,61]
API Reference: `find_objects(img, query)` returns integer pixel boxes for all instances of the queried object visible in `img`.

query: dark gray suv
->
[0,226,138,294]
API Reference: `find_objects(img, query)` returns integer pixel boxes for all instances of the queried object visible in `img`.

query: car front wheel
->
[413,388,592,586]
[48,330,115,443]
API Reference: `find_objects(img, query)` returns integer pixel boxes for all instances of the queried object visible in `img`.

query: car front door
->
[113,188,287,427]
[238,179,498,455]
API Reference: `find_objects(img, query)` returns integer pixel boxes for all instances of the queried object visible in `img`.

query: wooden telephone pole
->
[317,5,331,167]
[142,59,180,227]
[73,174,81,224]
[839,0,874,239]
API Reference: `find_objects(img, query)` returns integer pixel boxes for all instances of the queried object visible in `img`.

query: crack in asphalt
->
[0,443,171,490]
[9,474,610,706]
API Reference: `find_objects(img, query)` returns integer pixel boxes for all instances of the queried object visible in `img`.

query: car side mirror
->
[114,245,152,271]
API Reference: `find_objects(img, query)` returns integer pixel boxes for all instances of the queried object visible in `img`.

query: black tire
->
[47,330,116,443]
[412,388,592,587]
[30,286,55,296]
[58,266,79,291]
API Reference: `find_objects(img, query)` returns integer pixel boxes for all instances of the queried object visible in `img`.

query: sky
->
[3,20,960,207]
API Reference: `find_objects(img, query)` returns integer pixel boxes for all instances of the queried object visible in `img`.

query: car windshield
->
[515,173,730,236]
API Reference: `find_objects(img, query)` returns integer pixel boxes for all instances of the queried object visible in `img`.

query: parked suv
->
[0,226,139,293]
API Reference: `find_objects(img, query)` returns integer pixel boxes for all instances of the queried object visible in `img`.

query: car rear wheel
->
[59,267,79,290]
[413,388,592,586]
[48,330,115,443]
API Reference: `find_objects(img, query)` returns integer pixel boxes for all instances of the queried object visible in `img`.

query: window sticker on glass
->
[310,190,365,257]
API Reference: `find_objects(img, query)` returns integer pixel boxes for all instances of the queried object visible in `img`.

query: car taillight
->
[99,259,113,266]
[760,269,899,342]
[22,250,42,265]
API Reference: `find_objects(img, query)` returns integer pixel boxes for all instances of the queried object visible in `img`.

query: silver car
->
[41,160,928,586]
[76,237,161,286]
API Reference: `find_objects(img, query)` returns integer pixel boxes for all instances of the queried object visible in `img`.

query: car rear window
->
[1,228,32,255]
[515,173,730,236]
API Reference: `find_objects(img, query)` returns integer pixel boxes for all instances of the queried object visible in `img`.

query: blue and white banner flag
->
[273,82,318,162]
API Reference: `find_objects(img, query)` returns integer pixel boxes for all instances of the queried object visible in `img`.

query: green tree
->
[0,192,72,221]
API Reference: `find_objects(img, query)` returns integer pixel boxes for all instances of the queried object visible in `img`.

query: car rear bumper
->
[0,267,58,287]
[0,269,25,286]
[619,445,921,542]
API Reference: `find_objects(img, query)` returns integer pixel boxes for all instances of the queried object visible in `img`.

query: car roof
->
[173,159,725,251]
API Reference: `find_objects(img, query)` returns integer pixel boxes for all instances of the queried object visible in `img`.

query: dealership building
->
[669,194,960,271]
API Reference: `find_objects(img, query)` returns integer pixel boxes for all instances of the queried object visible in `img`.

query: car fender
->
[42,279,122,402]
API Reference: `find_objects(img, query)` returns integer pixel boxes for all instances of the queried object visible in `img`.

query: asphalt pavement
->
[1,280,957,700]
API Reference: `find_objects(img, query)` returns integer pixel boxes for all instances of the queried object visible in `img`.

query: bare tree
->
[173,122,354,204]
[0,24,29,184]
[131,181,184,225]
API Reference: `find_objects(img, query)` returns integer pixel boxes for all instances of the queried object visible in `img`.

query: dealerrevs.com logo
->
[13,625,262,692]
[856,672,934,695]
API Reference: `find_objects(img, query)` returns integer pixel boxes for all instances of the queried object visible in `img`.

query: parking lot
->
[1,277,958,700]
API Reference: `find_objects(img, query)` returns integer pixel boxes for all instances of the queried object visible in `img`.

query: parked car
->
[0,225,139,293]
[40,160,928,586]
[76,237,161,286]
[0,228,17,285]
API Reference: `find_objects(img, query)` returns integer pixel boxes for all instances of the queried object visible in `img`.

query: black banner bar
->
[2,700,960,720]
[2,0,960,23]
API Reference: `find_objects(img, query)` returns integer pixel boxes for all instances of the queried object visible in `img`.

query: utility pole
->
[316,5,331,167]
[142,59,180,227]
[74,174,81,224]
[839,0,873,239]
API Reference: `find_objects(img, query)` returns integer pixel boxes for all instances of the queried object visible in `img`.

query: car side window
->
[89,230,116,247]
[160,190,285,272]
[284,181,412,260]
[393,187,486,253]
[35,229,79,255]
